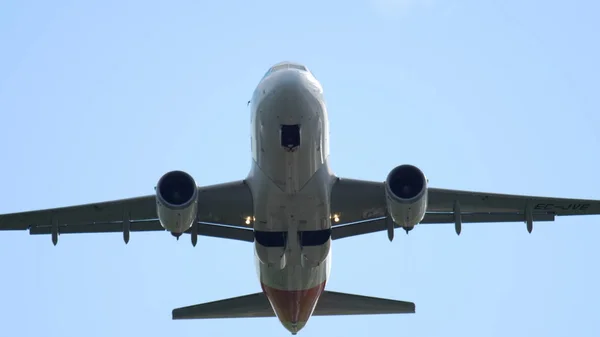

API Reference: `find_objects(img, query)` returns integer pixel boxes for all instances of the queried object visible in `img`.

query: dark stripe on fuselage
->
[254,229,331,247]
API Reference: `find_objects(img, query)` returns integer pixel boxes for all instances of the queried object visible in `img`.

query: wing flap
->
[332,213,555,240]
[313,291,415,316]
[28,221,255,242]
[421,212,556,224]
[28,221,163,234]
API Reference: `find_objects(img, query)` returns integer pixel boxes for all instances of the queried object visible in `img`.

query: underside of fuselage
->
[246,61,333,334]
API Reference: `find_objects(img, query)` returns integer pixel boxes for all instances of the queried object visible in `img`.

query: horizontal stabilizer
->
[172,292,275,319]
[172,290,414,320]
[314,290,415,316]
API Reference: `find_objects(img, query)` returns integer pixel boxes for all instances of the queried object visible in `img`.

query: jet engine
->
[155,170,198,234]
[384,164,428,230]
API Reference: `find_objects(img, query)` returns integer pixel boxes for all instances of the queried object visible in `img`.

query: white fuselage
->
[245,64,334,334]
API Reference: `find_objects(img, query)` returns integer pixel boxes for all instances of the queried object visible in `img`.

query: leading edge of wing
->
[0,180,254,231]
[428,187,600,215]
[0,195,157,230]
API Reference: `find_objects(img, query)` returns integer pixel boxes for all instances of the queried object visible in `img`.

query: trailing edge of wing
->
[332,213,555,240]
[28,221,255,243]
[172,291,414,320]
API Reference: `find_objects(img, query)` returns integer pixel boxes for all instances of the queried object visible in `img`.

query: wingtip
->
[171,308,183,320]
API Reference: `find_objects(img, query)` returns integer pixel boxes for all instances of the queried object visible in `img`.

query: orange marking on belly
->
[261,281,326,324]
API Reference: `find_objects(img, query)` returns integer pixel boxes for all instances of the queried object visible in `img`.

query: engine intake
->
[384,165,428,228]
[387,165,426,200]
[155,170,198,233]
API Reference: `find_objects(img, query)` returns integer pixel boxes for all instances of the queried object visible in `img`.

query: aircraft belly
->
[259,257,329,291]
[256,124,324,193]
[246,67,334,334]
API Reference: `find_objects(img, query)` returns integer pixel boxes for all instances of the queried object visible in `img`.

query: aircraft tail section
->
[314,290,416,316]
[172,290,415,320]
[172,292,275,319]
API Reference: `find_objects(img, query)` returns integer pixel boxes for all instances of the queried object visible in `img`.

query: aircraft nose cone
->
[257,70,320,124]
[269,69,311,94]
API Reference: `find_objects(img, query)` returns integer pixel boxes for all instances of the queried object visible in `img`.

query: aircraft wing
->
[329,177,600,239]
[0,180,255,243]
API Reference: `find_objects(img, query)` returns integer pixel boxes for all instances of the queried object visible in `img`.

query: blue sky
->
[1,0,599,336]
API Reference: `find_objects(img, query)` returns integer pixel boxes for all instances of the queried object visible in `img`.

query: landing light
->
[333,214,340,223]
[245,216,255,225]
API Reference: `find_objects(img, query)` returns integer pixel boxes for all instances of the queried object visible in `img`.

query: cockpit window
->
[262,62,308,79]
[270,64,290,73]
[288,64,307,71]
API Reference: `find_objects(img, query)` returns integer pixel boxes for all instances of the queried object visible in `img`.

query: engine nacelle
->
[155,170,198,234]
[384,164,428,229]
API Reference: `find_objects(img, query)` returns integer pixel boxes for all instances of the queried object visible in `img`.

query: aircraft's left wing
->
[0,180,255,244]
[330,177,600,240]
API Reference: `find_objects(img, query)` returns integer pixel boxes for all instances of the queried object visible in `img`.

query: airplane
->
[2,61,600,334]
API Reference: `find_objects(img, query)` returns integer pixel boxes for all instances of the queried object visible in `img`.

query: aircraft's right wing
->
[329,177,600,240]
[0,180,255,244]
